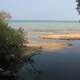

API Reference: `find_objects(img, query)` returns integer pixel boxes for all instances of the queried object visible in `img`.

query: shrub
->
[0,13,26,70]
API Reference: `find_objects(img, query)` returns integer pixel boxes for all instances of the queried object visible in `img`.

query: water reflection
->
[16,40,80,80]
[16,48,43,80]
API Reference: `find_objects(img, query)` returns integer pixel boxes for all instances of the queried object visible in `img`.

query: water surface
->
[10,21,80,80]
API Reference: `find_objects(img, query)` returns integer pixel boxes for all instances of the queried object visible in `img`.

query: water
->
[9,21,80,32]
[10,21,80,80]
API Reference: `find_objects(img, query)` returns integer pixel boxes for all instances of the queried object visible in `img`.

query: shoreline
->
[40,33,80,40]
[24,41,72,51]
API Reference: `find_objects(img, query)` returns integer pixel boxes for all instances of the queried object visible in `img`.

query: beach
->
[40,33,80,40]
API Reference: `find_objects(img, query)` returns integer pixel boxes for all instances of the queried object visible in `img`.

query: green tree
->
[0,11,27,79]
[0,11,42,80]
[76,0,80,14]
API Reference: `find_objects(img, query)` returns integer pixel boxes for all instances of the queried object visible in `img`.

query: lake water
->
[10,21,80,80]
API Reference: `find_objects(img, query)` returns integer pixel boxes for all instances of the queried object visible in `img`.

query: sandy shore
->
[41,42,71,49]
[40,33,80,40]
[24,41,71,51]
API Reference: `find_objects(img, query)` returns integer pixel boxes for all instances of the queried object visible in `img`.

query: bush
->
[0,11,42,79]
[0,19,26,70]
[76,0,80,14]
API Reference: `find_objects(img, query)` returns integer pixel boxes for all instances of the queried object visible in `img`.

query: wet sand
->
[25,41,71,51]
[40,33,80,40]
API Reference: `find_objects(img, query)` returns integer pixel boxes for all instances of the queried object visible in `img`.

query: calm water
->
[10,21,80,80]
[10,21,80,31]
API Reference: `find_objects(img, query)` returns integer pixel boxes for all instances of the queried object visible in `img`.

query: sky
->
[0,0,79,20]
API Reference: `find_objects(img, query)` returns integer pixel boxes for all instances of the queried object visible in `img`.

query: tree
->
[76,0,80,14]
[0,11,42,80]
[0,11,11,20]
[0,11,27,79]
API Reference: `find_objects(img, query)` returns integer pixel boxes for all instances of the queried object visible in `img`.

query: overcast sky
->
[0,0,79,20]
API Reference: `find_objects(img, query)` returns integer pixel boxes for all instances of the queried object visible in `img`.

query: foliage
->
[76,0,80,14]
[0,11,11,20]
[0,11,26,71]
[1,25,23,68]
[0,11,43,79]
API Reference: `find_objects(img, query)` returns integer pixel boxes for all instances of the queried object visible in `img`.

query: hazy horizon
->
[0,0,79,20]
[9,19,80,21]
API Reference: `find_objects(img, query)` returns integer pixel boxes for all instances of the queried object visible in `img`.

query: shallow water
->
[17,41,80,80]
[9,21,80,80]
[17,43,80,80]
